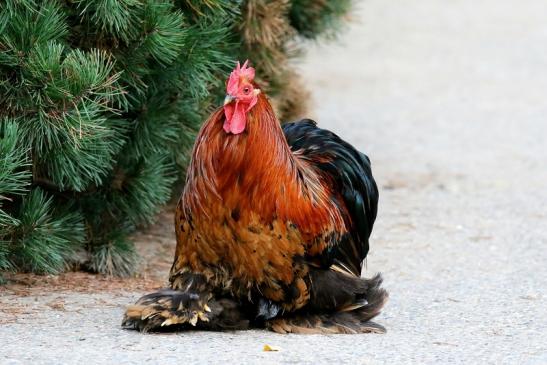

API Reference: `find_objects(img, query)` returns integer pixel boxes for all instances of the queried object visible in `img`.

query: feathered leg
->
[122,293,250,332]
[122,272,250,332]
[266,273,388,334]
[122,289,211,332]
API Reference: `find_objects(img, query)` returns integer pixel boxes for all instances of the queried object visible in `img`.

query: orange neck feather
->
[182,94,345,237]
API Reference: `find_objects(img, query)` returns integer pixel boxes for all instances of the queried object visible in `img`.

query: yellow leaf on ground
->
[263,344,281,352]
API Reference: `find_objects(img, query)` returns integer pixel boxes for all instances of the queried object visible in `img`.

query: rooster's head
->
[223,60,261,134]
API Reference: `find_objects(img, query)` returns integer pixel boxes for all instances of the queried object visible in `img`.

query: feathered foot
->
[122,290,249,332]
[122,290,211,332]
[267,273,388,334]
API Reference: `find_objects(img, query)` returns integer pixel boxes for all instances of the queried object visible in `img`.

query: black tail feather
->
[309,269,387,312]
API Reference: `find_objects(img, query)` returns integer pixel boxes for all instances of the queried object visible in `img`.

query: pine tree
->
[0,0,352,277]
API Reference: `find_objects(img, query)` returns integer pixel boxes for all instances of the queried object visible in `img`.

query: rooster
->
[123,61,388,334]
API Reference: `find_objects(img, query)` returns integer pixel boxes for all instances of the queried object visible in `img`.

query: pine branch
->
[289,0,353,39]
[0,0,352,276]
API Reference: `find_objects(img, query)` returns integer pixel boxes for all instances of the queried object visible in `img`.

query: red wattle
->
[223,101,246,134]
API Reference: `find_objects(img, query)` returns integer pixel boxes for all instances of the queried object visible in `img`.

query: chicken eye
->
[243,86,251,94]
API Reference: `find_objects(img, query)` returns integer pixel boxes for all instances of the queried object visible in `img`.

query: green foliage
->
[89,232,139,277]
[0,121,31,271]
[0,121,31,198]
[74,0,142,43]
[289,0,352,39]
[0,1,67,55]
[9,189,85,274]
[0,120,85,274]
[0,0,352,277]
[22,47,127,191]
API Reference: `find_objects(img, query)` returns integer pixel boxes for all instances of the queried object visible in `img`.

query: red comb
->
[227,60,255,95]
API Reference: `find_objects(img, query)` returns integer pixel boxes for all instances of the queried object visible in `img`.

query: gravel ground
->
[2,0,547,364]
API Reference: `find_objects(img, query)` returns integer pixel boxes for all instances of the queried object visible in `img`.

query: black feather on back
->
[282,119,379,276]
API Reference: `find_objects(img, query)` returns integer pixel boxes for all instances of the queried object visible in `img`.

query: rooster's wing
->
[282,119,379,276]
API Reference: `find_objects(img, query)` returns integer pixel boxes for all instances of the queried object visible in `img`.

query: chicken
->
[122,61,388,334]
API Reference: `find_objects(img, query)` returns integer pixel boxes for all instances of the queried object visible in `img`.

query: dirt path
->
[2,0,546,364]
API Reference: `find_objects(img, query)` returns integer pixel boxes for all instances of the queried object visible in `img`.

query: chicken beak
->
[224,94,235,105]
